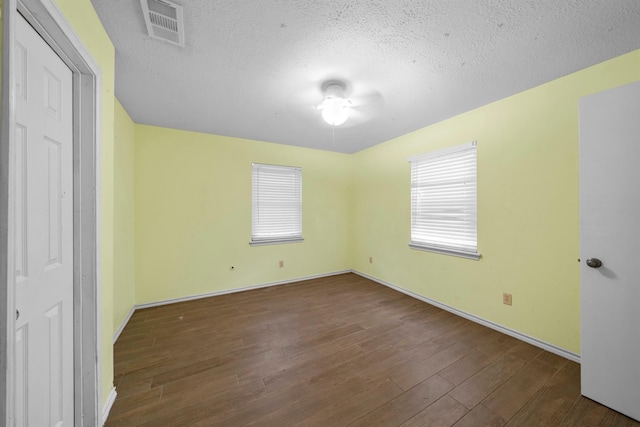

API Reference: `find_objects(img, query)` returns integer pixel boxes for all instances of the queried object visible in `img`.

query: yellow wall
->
[53,0,116,407]
[113,99,136,334]
[134,125,352,304]
[352,49,640,354]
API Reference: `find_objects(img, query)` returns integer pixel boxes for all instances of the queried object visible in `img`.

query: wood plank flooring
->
[105,273,639,426]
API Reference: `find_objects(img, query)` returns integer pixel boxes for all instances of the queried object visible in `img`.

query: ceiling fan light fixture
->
[318,82,352,126]
[320,98,351,126]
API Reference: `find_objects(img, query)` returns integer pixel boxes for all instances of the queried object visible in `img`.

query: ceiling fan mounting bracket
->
[322,80,347,96]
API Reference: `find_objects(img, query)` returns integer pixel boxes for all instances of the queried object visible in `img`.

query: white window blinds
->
[409,141,479,259]
[251,163,303,245]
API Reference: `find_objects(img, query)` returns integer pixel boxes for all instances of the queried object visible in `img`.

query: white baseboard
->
[352,270,581,363]
[101,387,117,426]
[113,306,136,344]
[134,270,351,310]
[112,269,578,364]
[110,270,352,342]
[113,270,350,342]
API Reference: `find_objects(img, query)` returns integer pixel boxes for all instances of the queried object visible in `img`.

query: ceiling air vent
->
[140,0,185,47]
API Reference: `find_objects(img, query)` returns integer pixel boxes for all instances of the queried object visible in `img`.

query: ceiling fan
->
[287,79,385,128]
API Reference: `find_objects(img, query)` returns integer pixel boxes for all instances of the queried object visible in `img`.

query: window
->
[409,141,479,260]
[251,163,303,245]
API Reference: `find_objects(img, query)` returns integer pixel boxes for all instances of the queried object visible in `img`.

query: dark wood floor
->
[105,273,639,426]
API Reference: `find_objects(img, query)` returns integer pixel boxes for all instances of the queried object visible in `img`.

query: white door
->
[13,13,74,426]
[580,80,640,422]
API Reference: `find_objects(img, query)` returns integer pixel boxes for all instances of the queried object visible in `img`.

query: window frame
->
[408,141,480,260]
[250,163,304,246]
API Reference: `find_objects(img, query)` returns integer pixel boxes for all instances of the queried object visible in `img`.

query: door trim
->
[1,0,102,425]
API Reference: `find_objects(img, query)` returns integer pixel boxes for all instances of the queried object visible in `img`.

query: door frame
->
[1,0,102,425]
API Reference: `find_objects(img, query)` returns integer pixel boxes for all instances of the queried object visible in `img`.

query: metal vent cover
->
[140,0,185,47]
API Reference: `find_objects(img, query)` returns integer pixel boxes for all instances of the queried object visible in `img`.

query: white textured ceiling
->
[92,0,640,153]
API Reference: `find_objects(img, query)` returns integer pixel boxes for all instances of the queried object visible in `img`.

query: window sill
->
[250,237,304,247]
[409,243,481,260]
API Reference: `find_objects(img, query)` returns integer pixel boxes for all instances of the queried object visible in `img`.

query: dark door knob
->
[586,258,603,268]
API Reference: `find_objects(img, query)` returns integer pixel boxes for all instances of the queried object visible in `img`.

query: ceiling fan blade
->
[343,88,384,126]
[285,85,324,119]
[349,85,383,107]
